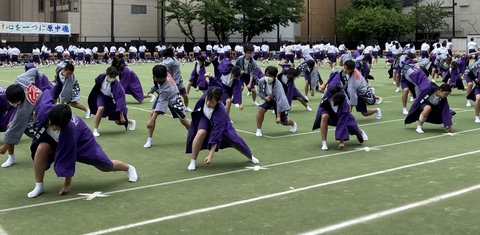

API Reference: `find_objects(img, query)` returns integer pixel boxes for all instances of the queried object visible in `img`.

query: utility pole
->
[111,0,114,43]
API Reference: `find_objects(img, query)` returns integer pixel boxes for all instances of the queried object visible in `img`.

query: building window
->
[39,0,45,12]
[131,5,147,15]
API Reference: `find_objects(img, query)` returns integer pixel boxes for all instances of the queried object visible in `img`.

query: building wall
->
[402,0,480,38]
[297,0,351,44]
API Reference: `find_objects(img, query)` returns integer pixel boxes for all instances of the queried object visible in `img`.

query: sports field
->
[0,59,480,235]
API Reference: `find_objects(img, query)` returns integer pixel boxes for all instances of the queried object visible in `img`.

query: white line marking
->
[82,149,480,235]
[245,166,269,170]
[298,183,480,235]
[2,127,480,214]
[0,225,8,235]
[267,109,471,139]
[77,192,109,201]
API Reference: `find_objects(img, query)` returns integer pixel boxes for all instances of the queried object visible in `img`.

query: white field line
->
[268,109,471,139]
[82,149,480,235]
[298,183,480,235]
[0,225,8,235]
[1,127,479,214]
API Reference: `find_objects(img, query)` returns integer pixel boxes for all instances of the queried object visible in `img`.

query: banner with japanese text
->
[0,21,71,35]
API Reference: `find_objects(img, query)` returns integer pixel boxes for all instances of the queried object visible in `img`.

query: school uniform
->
[257,77,290,122]
[312,87,364,143]
[31,89,115,176]
[52,64,81,103]
[161,57,186,94]
[87,74,129,128]
[151,71,186,119]
[186,93,254,161]
[405,84,453,128]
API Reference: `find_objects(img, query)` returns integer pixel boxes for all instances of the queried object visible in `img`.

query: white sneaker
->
[250,156,260,164]
[431,79,436,83]
[127,165,138,182]
[467,101,472,107]
[475,118,480,124]
[306,106,312,111]
[129,120,136,131]
[253,101,260,106]
[185,107,193,112]
[255,130,263,137]
[188,160,196,171]
[376,97,383,105]
[410,97,414,102]
[395,88,400,93]
[415,127,424,134]
[272,110,275,114]
[375,108,382,119]
[85,109,92,119]
[361,130,369,141]
[143,141,152,148]
[230,120,234,124]
[290,122,297,133]
[321,145,328,151]
[246,92,251,96]
[149,95,156,103]
[93,130,100,137]
[402,108,408,115]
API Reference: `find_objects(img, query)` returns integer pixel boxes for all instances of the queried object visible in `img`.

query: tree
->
[333,7,413,43]
[237,0,305,42]
[350,0,402,13]
[408,0,452,41]
[158,0,199,42]
[198,0,241,42]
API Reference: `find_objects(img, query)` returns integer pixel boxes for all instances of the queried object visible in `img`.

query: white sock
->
[1,154,15,168]
[188,159,196,171]
[93,128,98,133]
[144,138,153,148]
[127,165,138,182]
[321,141,328,150]
[27,182,44,198]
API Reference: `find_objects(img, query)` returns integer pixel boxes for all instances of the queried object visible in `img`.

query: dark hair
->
[111,57,125,69]
[231,66,241,78]
[264,66,278,77]
[344,60,356,70]
[197,55,211,67]
[307,60,315,68]
[438,83,452,92]
[407,53,416,59]
[63,63,74,72]
[332,90,346,106]
[106,66,119,76]
[285,68,298,79]
[6,84,25,102]
[451,61,458,69]
[163,47,174,58]
[206,86,222,102]
[48,104,72,130]
[152,64,168,79]
[244,45,254,53]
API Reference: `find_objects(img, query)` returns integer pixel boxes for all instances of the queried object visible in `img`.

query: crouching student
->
[255,66,297,137]
[186,86,259,171]
[405,83,453,133]
[28,90,137,198]
[144,65,190,148]
[278,67,312,111]
[312,86,368,150]
[88,67,136,137]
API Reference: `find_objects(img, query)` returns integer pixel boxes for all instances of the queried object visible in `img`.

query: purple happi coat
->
[312,88,363,142]
[186,94,252,158]
[218,58,242,105]
[405,84,453,127]
[189,62,208,91]
[31,89,113,177]
[467,69,480,101]
[119,66,144,103]
[88,73,129,129]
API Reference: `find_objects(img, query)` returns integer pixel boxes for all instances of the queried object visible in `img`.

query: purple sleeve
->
[335,106,351,141]
[54,125,77,177]
[442,100,453,127]
[208,104,227,147]
[189,67,196,82]
[112,82,127,113]
[196,67,207,88]
[231,79,243,105]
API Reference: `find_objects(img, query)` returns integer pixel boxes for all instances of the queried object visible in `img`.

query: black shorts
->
[260,101,289,123]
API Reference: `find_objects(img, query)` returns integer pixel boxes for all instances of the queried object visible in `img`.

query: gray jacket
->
[257,77,290,113]
[3,69,41,145]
